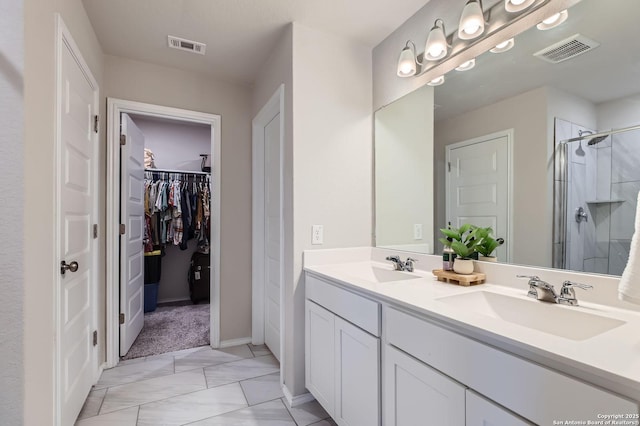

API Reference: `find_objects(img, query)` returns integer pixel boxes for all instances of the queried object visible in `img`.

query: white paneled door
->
[119,114,146,356]
[264,113,282,361]
[57,22,99,425]
[447,132,511,262]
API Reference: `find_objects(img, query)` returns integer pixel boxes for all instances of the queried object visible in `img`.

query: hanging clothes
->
[143,170,211,252]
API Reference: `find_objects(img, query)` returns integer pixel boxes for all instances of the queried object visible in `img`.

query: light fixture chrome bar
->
[559,124,640,144]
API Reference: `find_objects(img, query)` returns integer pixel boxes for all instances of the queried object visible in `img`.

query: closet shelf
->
[585,199,624,204]
[145,168,210,176]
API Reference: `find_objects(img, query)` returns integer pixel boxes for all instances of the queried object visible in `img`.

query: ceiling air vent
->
[168,36,206,55]
[533,34,599,64]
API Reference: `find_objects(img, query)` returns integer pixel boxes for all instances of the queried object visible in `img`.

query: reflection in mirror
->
[374,0,640,276]
[375,85,434,254]
[555,122,640,276]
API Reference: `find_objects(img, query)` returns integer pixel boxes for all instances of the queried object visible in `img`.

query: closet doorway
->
[106,99,221,367]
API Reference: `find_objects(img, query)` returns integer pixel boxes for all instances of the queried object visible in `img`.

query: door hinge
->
[92,330,98,346]
[120,134,126,145]
[448,161,451,172]
[93,115,99,134]
[93,224,98,239]
[119,224,126,235]
[119,313,125,324]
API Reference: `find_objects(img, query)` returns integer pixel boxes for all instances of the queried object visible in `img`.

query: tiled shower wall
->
[556,118,639,275]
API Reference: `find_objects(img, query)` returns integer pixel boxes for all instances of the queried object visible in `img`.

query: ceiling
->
[83,0,430,85]
[434,0,640,121]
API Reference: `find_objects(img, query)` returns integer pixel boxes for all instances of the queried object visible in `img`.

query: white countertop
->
[304,259,640,402]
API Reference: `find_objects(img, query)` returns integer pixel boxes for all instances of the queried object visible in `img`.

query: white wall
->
[375,85,434,251]
[252,23,373,398]
[104,54,254,343]
[251,25,296,393]
[290,23,373,396]
[24,1,104,424]
[0,0,24,423]
[597,93,640,130]
[133,116,211,171]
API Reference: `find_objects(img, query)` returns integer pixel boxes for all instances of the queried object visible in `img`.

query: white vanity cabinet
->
[466,390,531,426]
[385,306,638,425]
[384,345,465,426]
[305,274,381,426]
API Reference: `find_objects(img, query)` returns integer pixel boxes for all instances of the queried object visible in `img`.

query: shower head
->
[578,129,609,146]
[587,135,609,146]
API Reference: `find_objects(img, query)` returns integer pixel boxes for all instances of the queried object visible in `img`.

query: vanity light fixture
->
[427,75,445,86]
[455,58,476,71]
[424,19,450,61]
[397,40,420,77]
[504,0,535,13]
[458,0,486,40]
[536,9,569,30]
[490,38,515,53]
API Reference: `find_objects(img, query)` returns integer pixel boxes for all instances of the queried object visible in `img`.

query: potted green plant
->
[475,227,504,262]
[439,224,480,274]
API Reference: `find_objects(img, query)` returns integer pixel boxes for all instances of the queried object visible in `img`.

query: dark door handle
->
[61,260,79,275]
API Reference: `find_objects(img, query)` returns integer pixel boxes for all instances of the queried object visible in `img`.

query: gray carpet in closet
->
[122,303,210,360]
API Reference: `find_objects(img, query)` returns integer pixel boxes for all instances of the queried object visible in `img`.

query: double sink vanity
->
[303,248,640,425]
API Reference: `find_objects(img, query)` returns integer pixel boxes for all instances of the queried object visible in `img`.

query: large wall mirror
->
[374,0,640,276]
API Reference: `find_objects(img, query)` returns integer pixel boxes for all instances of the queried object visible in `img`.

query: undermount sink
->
[344,264,421,283]
[437,291,625,341]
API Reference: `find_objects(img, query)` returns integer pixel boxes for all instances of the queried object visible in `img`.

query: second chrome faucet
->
[386,255,418,272]
[517,275,593,306]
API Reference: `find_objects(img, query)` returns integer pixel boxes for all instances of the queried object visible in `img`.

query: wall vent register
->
[168,35,206,55]
[534,34,599,64]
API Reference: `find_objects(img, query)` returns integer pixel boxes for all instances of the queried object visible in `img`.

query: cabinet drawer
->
[385,307,638,425]
[306,273,380,336]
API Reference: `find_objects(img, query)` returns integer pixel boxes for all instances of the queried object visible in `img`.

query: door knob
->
[60,260,79,275]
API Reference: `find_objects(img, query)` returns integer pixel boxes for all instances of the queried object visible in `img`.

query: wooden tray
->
[432,269,485,286]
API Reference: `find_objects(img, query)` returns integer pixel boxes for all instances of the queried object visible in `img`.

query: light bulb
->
[536,10,568,30]
[455,58,476,71]
[543,13,561,25]
[505,0,535,13]
[397,44,417,77]
[490,38,514,53]
[427,76,445,86]
[424,19,448,61]
[458,0,485,40]
[511,0,525,4]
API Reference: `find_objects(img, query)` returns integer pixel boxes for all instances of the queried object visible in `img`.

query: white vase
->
[478,255,497,262]
[453,258,474,275]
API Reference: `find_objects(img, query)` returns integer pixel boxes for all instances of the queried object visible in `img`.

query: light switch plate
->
[312,225,324,245]
[413,224,423,240]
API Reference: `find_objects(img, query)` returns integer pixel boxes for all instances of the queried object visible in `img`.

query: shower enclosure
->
[554,119,640,275]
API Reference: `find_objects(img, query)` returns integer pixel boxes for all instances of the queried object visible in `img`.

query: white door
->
[466,390,532,425]
[383,346,465,426]
[264,113,282,361]
[57,29,99,426]
[334,317,380,426]
[119,114,145,356]
[447,132,510,261]
[305,300,336,416]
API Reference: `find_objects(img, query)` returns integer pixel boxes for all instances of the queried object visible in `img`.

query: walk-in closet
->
[122,113,213,360]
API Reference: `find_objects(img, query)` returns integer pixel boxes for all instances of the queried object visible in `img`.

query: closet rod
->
[145,168,210,176]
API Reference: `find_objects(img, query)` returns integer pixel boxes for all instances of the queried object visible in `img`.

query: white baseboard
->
[219,337,252,348]
[282,384,315,408]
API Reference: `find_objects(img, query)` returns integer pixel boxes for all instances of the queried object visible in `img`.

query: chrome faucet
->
[404,257,418,272]
[558,281,593,306]
[386,256,418,272]
[517,275,592,305]
[518,275,559,303]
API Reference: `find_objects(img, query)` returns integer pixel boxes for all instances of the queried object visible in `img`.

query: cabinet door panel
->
[466,390,532,425]
[305,300,335,415]
[335,317,380,426]
[384,346,465,426]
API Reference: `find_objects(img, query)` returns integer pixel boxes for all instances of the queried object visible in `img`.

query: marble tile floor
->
[76,344,336,426]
